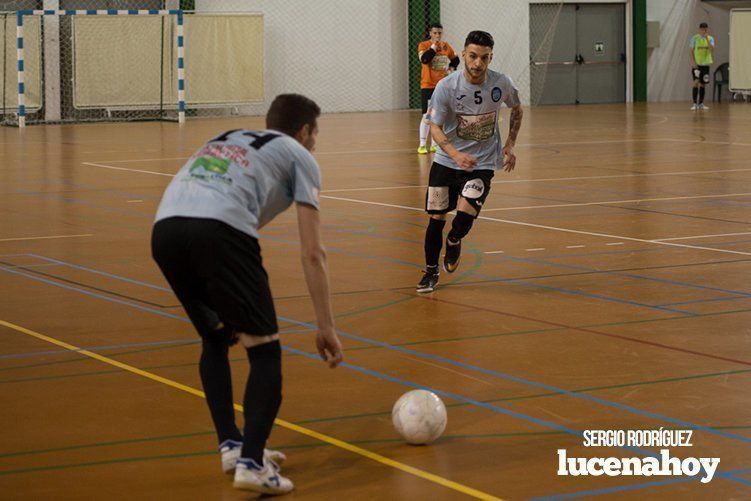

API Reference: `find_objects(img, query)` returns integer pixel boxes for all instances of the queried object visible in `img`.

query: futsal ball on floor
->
[392,389,447,445]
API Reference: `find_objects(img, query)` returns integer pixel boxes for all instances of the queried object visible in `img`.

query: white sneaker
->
[233,458,294,495]
[219,440,287,474]
[699,104,709,110]
[691,103,698,110]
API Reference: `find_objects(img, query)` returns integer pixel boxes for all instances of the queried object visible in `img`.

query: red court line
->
[404,294,751,367]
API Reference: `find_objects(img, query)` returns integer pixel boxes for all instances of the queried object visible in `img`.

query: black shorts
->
[151,217,278,337]
[692,65,710,84]
[421,88,435,114]
[425,162,495,216]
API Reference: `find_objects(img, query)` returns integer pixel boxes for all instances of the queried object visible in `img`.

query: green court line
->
[298,367,751,425]
[0,340,200,373]
[4,426,750,477]
[0,431,214,459]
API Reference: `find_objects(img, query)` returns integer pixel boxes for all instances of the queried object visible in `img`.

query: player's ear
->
[294,123,310,142]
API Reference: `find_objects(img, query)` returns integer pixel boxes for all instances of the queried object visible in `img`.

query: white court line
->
[0,234,93,243]
[485,250,505,254]
[90,157,189,164]
[606,242,625,246]
[481,192,751,212]
[320,168,751,193]
[525,248,546,252]
[320,195,751,257]
[654,231,751,242]
[82,162,175,177]
[566,245,586,249]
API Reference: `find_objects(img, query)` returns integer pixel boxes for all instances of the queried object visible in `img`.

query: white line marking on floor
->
[484,250,505,254]
[525,248,546,252]
[321,196,751,257]
[566,245,586,249]
[606,242,625,246]
[482,192,751,212]
[320,168,751,194]
[653,231,751,242]
[81,162,175,177]
[127,200,143,203]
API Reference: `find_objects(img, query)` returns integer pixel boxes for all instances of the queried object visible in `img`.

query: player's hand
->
[316,327,343,368]
[453,152,477,172]
[502,145,516,172]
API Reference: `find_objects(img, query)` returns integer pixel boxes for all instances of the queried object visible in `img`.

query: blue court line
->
[5,259,751,491]
[658,296,749,307]
[0,338,198,360]
[5,182,716,316]
[258,236,696,315]
[27,254,170,291]
[532,467,751,500]
[493,253,751,299]
[8,256,751,447]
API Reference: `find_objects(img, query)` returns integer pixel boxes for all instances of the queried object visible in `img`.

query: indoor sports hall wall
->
[647,0,733,102]
[194,0,409,114]
[440,0,532,106]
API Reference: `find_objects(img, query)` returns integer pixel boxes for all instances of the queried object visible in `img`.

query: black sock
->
[424,218,446,268]
[692,87,698,103]
[699,87,705,104]
[241,341,282,464]
[200,331,242,444]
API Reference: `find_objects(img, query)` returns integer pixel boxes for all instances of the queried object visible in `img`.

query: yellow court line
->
[0,319,502,501]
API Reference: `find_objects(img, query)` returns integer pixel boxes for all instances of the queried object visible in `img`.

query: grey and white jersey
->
[155,129,320,239]
[429,69,520,171]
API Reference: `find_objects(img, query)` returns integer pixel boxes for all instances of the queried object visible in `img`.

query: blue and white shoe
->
[219,440,287,474]
[233,458,294,495]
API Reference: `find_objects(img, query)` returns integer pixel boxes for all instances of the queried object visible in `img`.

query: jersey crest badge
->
[491,87,502,102]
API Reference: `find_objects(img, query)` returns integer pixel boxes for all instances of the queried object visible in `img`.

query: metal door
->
[530,3,626,105]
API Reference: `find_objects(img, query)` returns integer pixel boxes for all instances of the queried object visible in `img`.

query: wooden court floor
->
[1,103,750,500]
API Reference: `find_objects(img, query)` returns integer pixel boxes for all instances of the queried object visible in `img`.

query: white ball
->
[392,389,447,445]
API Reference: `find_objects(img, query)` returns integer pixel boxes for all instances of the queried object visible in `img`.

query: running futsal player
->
[417,30,524,293]
[417,22,459,154]
[152,94,343,495]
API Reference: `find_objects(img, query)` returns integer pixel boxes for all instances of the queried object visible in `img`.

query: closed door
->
[530,3,625,105]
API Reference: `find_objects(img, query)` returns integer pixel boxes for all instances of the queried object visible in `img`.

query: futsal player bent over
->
[417,31,524,293]
[152,94,343,495]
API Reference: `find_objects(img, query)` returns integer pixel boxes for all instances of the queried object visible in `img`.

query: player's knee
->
[246,339,282,362]
[422,113,431,123]
[449,211,475,240]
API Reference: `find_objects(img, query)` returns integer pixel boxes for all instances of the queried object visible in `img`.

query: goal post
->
[14,8,185,127]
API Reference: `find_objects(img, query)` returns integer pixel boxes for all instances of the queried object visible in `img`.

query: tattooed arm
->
[502,104,523,172]
[429,122,477,171]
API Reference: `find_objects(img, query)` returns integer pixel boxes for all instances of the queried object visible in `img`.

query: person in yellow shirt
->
[417,23,459,154]
[689,22,715,111]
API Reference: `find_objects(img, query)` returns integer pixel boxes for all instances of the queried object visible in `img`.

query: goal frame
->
[15,8,185,127]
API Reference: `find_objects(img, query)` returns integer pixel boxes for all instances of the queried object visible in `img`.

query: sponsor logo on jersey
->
[456,94,466,100]
[456,111,497,142]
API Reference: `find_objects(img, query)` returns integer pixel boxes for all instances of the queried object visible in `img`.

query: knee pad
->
[246,340,282,362]
[449,211,475,241]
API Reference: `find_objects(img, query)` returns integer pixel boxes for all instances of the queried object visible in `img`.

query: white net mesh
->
[1,1,566,126]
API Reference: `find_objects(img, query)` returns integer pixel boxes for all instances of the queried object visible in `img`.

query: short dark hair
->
[266,94,321,137]
[429,22,443,31]
[699,22,708,28]
[464,30,494,49]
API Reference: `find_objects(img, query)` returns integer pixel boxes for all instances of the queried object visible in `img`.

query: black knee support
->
[448,211,474,243]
